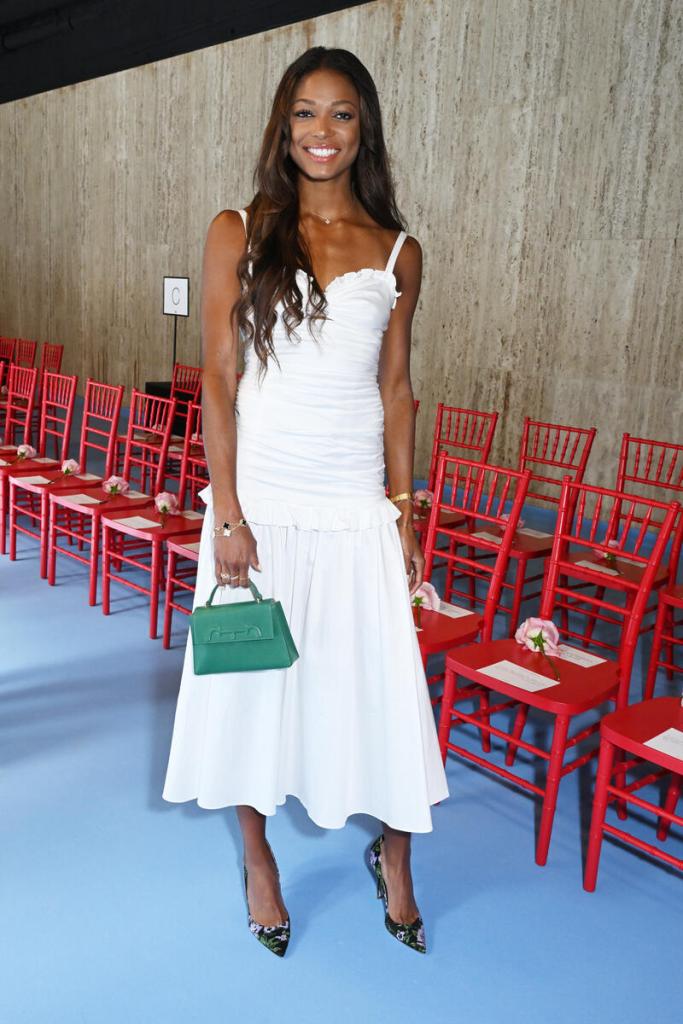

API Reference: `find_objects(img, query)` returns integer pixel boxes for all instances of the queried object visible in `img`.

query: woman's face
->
[288,69,361,181]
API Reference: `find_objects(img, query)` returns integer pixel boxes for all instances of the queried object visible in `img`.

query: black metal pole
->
[172,314,178,374]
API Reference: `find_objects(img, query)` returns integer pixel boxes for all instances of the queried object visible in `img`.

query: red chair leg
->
[102,525,111,616]
[657,773,682,842]
[150,539,161,639]
[535,713,570,866]
[478,689,491,752]
[39,491,49,578]
[663,603,674,683]
[583,736,616,892]
[505,704,529,767]
[163,549,177,649]
[8,480,17,560]
[438,666,458,762]
[644,596,667,700]
[0,475,7,555]
[89,514,100,606]
[47,501,57,586]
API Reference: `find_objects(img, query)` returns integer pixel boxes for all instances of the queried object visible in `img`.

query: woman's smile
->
[303,145,340,162]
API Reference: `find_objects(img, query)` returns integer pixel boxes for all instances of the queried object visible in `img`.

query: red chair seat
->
[446,637,619,716]
[565,550,669,589]
[416,605,482,657]
[600,697,683,773]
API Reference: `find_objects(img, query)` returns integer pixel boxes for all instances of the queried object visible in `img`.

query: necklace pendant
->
[323,217,330,224]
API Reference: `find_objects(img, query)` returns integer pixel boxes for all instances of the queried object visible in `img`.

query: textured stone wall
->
[1,0,681,484]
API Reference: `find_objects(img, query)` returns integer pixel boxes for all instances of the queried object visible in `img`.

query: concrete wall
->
[1,0,681,483]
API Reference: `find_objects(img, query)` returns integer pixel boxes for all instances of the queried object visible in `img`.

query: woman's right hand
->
[214,525,261,588]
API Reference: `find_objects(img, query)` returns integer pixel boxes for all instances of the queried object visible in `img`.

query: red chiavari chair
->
[584,696,682,889]
[32,343,65,433]
[1,365,38,448]
[1,370,76,554]
[163,535,202,648]
[419,454,531,700]
[0,337,16,365]
[438,478,679,866]
[14,339,37,368]
[47,383,169,606]
[452,418,597,636]
[177,403,208,511]
[414,405,499,546]
[171,363,202,427]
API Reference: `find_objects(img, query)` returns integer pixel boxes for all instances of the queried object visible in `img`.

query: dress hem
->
[161,787,449,834]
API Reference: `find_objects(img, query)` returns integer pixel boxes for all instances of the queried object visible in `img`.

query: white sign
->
[163,276,189,317]
[645,728,683,761]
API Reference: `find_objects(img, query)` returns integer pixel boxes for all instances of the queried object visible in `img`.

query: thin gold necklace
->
[304,205,356,226]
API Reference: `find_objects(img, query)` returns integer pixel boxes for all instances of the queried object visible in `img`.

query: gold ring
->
[230,574,239,580]
[220,572,230,580]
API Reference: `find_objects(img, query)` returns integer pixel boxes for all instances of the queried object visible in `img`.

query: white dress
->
[162,210,449,832]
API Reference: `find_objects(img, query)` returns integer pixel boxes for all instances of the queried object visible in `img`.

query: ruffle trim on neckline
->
[295,267,402,308]
[199,485,401,532]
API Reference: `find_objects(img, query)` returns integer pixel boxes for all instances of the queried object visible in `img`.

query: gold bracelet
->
[389,491,413,505]
[213,518,248,537]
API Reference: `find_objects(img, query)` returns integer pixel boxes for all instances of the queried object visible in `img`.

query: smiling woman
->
[162,46,448,959]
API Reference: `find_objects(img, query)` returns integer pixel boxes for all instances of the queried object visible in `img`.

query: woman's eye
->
[293,109,313,118]
[334,112,353,120]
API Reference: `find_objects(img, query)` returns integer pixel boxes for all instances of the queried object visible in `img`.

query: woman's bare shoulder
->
[204,209,248,261]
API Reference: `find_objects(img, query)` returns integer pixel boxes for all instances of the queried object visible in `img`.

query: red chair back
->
[518,417,596,508]
[121,388,176,493]
[0,338,16,363]
[78,379,125,477]
[427,405,498,491]
[3,366,38,446]
[424,453,531,641]
[178,402,208,510]
[14,339,37,368]
[616,433,683,583]
[38,372,78,461]
[171,363,202,423]
[540,478,680,706]
[39,343,64,376]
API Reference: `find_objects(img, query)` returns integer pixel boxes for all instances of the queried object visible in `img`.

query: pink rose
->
[594,539,620,560]
[411,581,441,611]
[102,476,130,496]
[515,617,560,655]
[16,444,37,460]
[413,489,433,509]
[155,491,178,515]
[61,459,81,475]
[501,512,525,529]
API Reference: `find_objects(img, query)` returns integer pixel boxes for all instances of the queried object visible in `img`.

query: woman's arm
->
[201,209,260,588]
[378,235,424,595]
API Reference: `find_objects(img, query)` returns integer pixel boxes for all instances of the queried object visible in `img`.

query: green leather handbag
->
[190,579,299,675]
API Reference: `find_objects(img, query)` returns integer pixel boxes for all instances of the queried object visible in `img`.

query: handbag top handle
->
[205,580,263,606]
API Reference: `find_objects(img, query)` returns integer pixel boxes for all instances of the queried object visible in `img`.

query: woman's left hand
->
[397,518,424,596]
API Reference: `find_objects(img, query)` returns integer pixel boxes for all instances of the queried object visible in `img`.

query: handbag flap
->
[191,597,276,645]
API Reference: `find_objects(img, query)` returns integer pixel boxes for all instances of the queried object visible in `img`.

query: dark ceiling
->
[0,0,365,104]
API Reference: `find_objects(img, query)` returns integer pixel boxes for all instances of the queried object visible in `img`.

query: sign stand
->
[163,276,189,375]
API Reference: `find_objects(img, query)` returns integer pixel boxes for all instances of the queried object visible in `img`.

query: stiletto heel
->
[368,834,426,954]
[243,860,290,958]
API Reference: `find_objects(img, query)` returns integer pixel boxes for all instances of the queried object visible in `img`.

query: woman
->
[163,46,449,957]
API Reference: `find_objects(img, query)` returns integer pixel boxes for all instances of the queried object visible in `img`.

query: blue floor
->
[2,462,682,1023]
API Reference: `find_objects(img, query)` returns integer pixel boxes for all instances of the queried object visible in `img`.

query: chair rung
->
[443,740,545,797]
[602,823,683,871]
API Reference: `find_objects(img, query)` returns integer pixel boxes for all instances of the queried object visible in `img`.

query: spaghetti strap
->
[237,208,247,235]
[384,230,407,275]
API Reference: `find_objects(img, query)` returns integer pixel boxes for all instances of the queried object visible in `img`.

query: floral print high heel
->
[368,834,426,954]
[243,862,290,958]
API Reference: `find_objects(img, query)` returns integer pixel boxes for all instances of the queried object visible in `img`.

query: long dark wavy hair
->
[234,46,406,375]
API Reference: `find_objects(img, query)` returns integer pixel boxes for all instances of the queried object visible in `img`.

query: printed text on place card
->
[113,516,161,529]
[517,527,553,540]
[479,660,559,692]
[64,493,101,505]
[471,531,502,544]
[438,602,475,619]
[645,728,683,760]
[552,645,606,668]
[575,559,619,576]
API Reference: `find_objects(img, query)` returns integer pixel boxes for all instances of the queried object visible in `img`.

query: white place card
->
[553,644,606,668]
[645,728,683,761]
[438,601,476,620]
[182,541,202,552]
[15,475,50,485]
[0,445,17,452]
[517,527,553,540]
[79,472,101,481]
[64,493,102,505]
[34,457,56,464]
[471,530,502,544]
[479,659,559,692]
[122,490,147,499]
[168,444,184,453]
[113,515,161,530]
[575,559,619,577]
[182,510,203,520]
[0,459,9,466]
